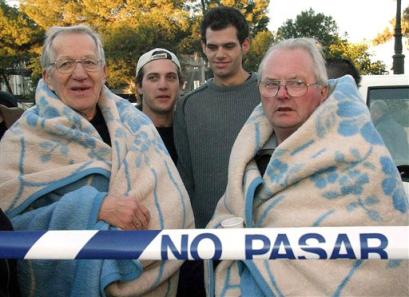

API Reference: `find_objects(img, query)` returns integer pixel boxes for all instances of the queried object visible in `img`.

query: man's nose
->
[276,84,289,99]
[158,77,168,89]
[215,47,226,58]
[71,62,88,78]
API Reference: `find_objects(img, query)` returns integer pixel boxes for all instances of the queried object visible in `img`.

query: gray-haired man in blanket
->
[206,37,408,297]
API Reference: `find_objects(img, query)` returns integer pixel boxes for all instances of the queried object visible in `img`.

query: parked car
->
[359,74,409,196]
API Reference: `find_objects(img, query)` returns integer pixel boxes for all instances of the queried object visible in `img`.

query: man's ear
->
[320,85,329,102]
[43,69,54,91]
[43,69,48,82]
[241,38,250,55]
[201,41,207,54]
[136,84,143,96]
[102,65,107,83]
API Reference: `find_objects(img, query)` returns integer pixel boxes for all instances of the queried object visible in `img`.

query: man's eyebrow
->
[145,71,178,76]
[206,42,238,47]
[262,76,279,81]
[288,75,302,80]
[57,54,97,59]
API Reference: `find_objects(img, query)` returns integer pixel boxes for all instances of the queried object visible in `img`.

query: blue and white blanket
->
[0,80,194,297]
[206,76,408,296]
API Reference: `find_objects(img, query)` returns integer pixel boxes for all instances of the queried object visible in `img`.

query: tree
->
[3,0,271,94]
[245,30,274,72]
[373,5,409,48]
[276,8,386,75]
[276,8,339,47]
[0,0,43,95]
[328,40,386,75]
[19,0,192,92]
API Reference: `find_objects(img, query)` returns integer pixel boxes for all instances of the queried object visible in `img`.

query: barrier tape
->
[0,226,408,260]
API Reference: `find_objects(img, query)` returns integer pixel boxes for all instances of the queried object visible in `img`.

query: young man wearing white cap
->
[136,48,183,163]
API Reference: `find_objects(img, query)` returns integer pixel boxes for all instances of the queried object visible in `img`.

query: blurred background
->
[1,0,407,104]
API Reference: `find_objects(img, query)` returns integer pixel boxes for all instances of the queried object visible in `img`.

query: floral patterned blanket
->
[0,79,193,297]
[206,75,408,297]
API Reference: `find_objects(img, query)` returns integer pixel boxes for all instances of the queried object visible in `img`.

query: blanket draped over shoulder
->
[206,76,408,297]
[0,79,194,297]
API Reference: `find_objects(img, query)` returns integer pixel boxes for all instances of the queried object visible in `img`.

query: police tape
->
[0,226,408,260]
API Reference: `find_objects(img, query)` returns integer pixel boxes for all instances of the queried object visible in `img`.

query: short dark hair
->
[200,6,249,44]
[326,57,362,86]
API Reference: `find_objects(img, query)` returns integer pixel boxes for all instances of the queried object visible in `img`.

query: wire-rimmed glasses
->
[49,57,102,74]
[259,79,321,98]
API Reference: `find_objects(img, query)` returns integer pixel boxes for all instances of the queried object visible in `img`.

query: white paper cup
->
[221,217,244,228]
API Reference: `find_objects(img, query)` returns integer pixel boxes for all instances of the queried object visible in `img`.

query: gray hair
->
[40,24,106,70]
[258,37,328,85]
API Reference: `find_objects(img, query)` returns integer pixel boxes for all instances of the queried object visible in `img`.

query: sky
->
[268,0,409,73]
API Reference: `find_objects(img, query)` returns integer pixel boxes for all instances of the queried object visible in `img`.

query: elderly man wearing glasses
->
[206,38,408,296]
[0,24,193,297]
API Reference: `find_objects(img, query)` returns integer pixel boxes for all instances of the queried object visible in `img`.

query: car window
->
[368,86,409,168]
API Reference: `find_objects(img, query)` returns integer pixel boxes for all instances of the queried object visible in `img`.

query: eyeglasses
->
[49,57,102,74]
[259,79,321,98]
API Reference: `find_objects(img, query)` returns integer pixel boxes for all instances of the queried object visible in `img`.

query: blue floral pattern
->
[380,156,408,213]
[0,79,193,297]
[208,76,408,297]
[265,159,288,183]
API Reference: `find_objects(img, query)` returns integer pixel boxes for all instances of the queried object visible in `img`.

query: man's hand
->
[98,195,151,230]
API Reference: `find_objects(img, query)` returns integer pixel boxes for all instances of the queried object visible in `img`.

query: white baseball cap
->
[136,48,181,78]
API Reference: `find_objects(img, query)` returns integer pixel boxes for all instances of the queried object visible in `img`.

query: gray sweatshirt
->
[174,73,261,228]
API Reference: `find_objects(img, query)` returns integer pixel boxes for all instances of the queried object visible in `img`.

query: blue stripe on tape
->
[0,231,46,258]
[77,230,161,259]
